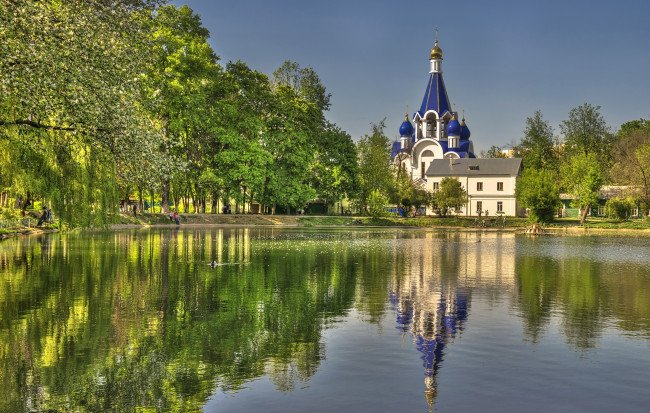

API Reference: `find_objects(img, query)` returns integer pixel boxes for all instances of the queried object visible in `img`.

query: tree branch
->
[0,119,76,131]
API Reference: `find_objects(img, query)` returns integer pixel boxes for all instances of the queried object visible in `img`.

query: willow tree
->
[0,0,166,226]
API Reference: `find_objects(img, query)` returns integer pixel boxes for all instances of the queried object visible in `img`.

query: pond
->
[1,228,649,412]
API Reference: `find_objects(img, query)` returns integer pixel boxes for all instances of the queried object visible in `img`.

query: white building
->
[425,158,524,217]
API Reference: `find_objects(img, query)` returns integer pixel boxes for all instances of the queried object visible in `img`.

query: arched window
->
[421,150,434,157]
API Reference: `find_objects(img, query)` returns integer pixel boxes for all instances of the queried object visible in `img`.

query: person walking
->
[37,207,48,227]
[132,203,137,218]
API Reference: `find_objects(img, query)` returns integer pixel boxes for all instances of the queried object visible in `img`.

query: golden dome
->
[430,40,443,60]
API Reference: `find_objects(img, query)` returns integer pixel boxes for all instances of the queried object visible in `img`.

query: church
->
[392,33,524,217]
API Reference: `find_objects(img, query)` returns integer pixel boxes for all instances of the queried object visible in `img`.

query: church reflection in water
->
[389,231,516,409]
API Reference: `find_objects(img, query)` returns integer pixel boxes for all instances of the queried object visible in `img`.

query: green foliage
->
[515,168,560,224]
[0,207,21,221]
[560,103,613,161]
[357,120,394,209]
[563,152,604,210]
[611,123,650,215]
[616,118,650,140]
[310,124,360,204]
[482,145,508,158]
[367,189,389,218]
[0,2,360,225]
[0,0,163,227]
[392,169,431,215]
[605,198,635,220]
[272,61,331,113]
[434,177,467,217]
[519,110,557,170]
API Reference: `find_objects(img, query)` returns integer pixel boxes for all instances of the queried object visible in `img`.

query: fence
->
[0,217,39,229]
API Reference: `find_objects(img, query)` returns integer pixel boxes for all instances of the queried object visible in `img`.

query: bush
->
[367,189,389,218]
[0,207,22,221]
[605,198,635,220]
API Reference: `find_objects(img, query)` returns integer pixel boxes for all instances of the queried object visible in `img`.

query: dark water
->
[1,228,649,412]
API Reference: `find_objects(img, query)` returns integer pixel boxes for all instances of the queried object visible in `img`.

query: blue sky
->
[174,0,650,152]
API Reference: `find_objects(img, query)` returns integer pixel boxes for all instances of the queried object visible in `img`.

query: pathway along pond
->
[1,228,649,412]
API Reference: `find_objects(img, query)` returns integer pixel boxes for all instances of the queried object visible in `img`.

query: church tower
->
[391,29,475,173]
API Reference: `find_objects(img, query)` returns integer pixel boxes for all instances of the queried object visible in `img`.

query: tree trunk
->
[21,191,32,216]
[580,202,591,225]
[160,112,171,214]
[138,188,144,213]
[161,180,170,213]
[242,186,247,214]
[211,192,218,214]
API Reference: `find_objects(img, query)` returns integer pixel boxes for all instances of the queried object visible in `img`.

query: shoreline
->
[3,213,650,239]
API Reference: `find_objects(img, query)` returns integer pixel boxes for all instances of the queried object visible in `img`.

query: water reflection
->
[0,229,649,412]
[389,231,515,409]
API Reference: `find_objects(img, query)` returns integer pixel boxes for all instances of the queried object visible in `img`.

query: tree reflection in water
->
[1,229,649,412]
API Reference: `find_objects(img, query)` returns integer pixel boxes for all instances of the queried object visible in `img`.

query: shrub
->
[605,198,635,220]
[367,189,389,218]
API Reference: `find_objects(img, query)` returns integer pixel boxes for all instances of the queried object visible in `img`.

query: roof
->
[418,72,451,117]
[425,158,522,177]
[560,185,640,200]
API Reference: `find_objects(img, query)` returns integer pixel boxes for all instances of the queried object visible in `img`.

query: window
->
[421,162,425,179]
[598,206,605,216]
[497,182,504,191]
[426,122,434,137]
[433,182,439,190]
[633,207,639,217]
[476,201,482,214]
[497,202,503,213]
[477,182,483,191]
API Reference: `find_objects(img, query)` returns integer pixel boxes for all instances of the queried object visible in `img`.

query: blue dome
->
[399,116,414,137]
[446,118,461,136]
[460,121,471,140]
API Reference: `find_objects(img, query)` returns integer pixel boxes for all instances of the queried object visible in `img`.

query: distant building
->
[392,33,524,217]
[426,158,524,217]
[559,186,642,218]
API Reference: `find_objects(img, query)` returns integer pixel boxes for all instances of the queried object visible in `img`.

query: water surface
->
[1,228,649,412]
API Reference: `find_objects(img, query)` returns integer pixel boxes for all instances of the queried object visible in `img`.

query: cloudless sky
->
[172,0,650,152]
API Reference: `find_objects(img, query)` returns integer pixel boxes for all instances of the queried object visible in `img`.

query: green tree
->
[392,168,431,216]
[356,120,394,210]
[434,177,467,217]
[213,61,271,213]
[144,4,222,213]
[481,145,508,158]
[260,84,317,214]
[310,124,360,212]
[367,189,389,218]
[611,120,650,216]
[0,0,163,226]
[605,198,635,220]
[519,110,557,170]
[515,168,560,224]
[272,60,331,113]
[560,103,613,160]
[563,152,604,224]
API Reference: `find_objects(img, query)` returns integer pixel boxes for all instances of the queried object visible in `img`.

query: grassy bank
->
[3,212,650,239]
